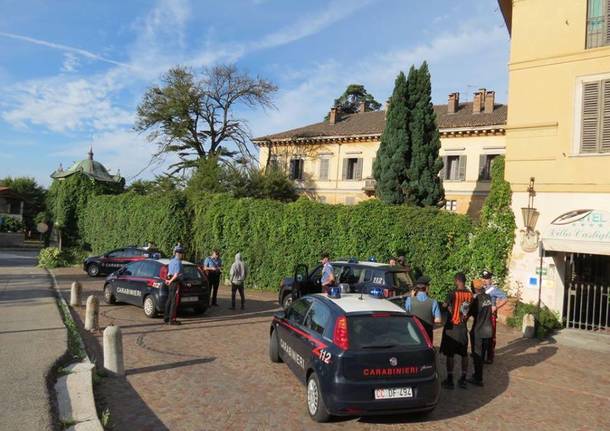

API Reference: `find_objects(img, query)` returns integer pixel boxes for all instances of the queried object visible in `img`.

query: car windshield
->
[182,265,202,281]
[347,315,424,350]
[392,271,412,290]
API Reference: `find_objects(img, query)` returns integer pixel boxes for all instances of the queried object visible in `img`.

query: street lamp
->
[520,177,539,252]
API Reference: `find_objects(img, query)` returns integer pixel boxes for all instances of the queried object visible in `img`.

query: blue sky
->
[0,0,509,186]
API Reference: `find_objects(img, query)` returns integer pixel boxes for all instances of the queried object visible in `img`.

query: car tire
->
[87,263,100,277]
[193,305,207,315]
[307,372,331,423]
[103,284,115,304]
[143,295,157,318]
[269,328,282,363]
[282,293,293,310]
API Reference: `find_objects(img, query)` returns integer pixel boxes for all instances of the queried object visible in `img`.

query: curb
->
[48,270,104,431]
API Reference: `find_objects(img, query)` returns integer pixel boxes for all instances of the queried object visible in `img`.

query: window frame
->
[573,73,610,156]
[289,158,305,181]
[318,157,330,181]
[585,0,609,49]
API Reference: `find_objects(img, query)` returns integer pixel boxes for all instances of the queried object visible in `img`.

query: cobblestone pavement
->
[53,268,610,431]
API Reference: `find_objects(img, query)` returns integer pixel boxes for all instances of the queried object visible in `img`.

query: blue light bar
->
[368,256,377,262]
[328,286,342,299]
[369,287,384,298]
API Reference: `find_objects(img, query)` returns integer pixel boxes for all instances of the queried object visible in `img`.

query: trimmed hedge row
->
[81,191,190,257]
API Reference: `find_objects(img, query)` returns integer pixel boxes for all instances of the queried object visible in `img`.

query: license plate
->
[374,387,413,400]
[181,296,199,303]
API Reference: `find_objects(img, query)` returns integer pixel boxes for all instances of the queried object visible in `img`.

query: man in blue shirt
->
[203,249,223,306]
[320,253,335,293]
[481,270,507,363]
[405,276,441,342]
[164,245,184,325]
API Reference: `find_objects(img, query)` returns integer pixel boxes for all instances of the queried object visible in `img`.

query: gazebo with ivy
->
[51,146,124,184]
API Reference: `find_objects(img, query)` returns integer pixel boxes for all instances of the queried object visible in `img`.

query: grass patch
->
[55,295,86,361]
[60,419,77,429]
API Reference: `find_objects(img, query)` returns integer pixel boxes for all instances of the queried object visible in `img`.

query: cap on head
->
[415,275,431,287]
[454,272,466,283]
[174,246,184,254]
[481,270,493,279]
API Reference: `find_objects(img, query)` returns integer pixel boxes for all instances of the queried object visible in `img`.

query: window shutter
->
[342,158,348,180]
[582,81,601,153]
[319,159,329,180]
[458,155,467,181]
[355,158,363,180]
[602,79,610,152]
[439,157,447,180]
[478,154,487,180]
[606,0,610,45]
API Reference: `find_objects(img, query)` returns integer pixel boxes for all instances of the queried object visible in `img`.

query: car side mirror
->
[274,310,286,319]
[296,274,304,282]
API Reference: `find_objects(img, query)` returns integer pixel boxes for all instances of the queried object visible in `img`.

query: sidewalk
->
[0,250,67,431]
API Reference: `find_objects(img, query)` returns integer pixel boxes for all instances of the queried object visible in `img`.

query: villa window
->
[342,158,363,181]
[444,200,457,212]
[441,155,467,181]
[319,158,330,181]
[586,0,609,49]
[478,154,499,180]
[289,158,304,180]
[580,79,610,153]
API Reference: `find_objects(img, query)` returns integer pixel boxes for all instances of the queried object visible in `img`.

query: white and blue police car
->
[269,287,440,422]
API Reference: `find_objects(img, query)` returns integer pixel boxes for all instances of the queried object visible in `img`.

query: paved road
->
[54,267,610,431]
[0,250,67,431]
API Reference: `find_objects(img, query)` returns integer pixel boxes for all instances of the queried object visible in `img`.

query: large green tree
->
[325,84,382,119]
[135,65,277,175]
[403,62,444,206]
[373,72,411,204]
[0,176,47,232]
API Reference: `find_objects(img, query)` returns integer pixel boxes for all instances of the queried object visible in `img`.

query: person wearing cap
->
[203,249,223,307]
[164,245,184,325]
[320,253,335,293]
[480,270,507,364]
[467,279,494,386]
[440,272,473,389]
[404,276,441,342]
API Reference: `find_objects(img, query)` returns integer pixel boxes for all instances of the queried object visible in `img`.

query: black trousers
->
[164,283,179,322]
[209,273,220,305]
[231,283,245,308]
[472,337,491,381]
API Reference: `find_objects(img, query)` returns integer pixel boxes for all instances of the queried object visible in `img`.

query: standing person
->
[203,249,223,306]
[481,270,507,364]
[320,253,335,293]
[229,252,248,310]
[389,257,398,267]
[164,245,184,325]
[440,272,473,389]
[468,280,493,386]
[404,276,442,342]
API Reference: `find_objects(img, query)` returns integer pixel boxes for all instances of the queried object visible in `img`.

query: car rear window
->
[347,315,424,350]
[182,265,202,281]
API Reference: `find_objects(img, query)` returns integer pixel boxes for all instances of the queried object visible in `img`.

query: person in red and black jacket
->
[440,272,473,390]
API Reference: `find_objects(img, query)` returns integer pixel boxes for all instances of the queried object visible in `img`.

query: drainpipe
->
[335,143,342,200]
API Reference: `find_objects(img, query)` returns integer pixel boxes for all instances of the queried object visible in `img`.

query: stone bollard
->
[69,281,82,307]
[84,295,99,332]
[522,313,536,338]
[103,325,124,376]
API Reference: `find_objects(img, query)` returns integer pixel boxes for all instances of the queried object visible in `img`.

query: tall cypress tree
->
[403,62,444,206]
[373,72,410,204]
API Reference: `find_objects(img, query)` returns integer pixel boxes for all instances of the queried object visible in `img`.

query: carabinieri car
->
[269,289,440,422]
[278,259,413,310]
[103,258,210,317]
[83,246,160,277]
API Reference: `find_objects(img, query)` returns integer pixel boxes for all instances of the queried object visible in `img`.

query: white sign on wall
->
[543,209,610,255]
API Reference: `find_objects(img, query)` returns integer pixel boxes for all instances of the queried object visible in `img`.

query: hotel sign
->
[543,210,610,255]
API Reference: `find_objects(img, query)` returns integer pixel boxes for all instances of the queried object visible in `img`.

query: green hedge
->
[190,194,475,297]
[81,191,190,257]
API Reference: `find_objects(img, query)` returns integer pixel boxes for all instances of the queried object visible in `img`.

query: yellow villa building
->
[499,0,610,331]
[254,90,507,218]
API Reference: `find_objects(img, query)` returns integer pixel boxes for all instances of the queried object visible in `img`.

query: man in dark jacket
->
[404,276,441,342]
[468,281,494,386]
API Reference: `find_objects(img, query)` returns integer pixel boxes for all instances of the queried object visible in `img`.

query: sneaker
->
[441,378,455,390]
[169,321,181,326]
[211,303,219,307]
[484,359,494,364]
[467,377,484,387]
[458,376,468,389]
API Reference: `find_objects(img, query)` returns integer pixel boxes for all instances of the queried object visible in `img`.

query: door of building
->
[563,253,610,331]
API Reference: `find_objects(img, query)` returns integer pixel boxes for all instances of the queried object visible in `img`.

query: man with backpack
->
[229,252,248,310]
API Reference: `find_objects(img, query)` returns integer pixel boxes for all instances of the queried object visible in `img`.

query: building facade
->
[254,91,507,217]
[499,0,610,331]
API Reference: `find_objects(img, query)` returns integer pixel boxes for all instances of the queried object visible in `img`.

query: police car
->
[83,246,160,277]
[278,259,413,310]
[269,289,440,422]
[103,259,210,317]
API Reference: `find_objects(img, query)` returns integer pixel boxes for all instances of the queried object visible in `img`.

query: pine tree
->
[403,62,444,206]
[373,72,411,204]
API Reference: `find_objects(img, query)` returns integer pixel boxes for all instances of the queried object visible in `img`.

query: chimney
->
[472,89,485,114]
[358,101,366,113]
[384,99,390,119]
[329,107,338,124]
[447,92,460,114]
[484,90,495,113]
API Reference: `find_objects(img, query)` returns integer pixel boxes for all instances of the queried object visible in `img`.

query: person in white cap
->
[480,270,507,363]
[164,245,184,325]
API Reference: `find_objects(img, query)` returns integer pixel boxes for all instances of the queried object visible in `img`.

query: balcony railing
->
[362,177,376,196]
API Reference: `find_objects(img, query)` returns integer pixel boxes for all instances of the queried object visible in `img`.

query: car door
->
[131,260,159,305]
[113,261,137,303]
[278,297,313,380]
[103,248,128,273]
[303,299,333,379]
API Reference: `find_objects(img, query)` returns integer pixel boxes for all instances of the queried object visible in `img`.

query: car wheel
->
[193,305,207,315]
[87,263,100,277]
[269,328,282,363]
[282,293,293,310]
[103,284,115,304]
[143,295,157,318]
[307,372,330,422]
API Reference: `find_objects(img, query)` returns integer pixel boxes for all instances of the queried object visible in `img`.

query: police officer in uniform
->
[481,270,507,363]
[404,276,441,342]
[320,253,335,293]
[164,245,184,325]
